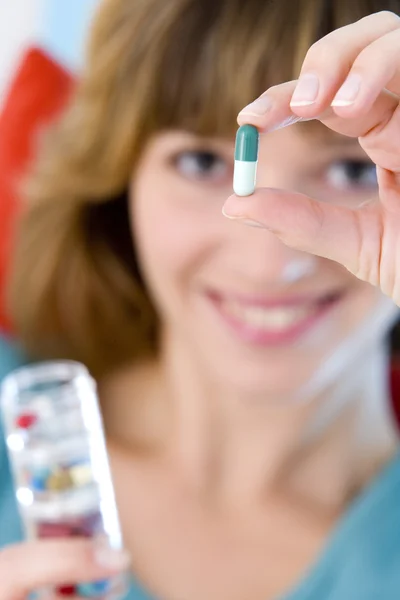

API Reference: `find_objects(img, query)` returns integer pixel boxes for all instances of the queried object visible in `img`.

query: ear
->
[0,47,73,334]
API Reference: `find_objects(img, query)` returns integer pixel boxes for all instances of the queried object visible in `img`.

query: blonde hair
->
[8,0,400,376]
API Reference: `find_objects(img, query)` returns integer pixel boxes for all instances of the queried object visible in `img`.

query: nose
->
[256,128,303,190]
[225,218,319,286]
[256,165,297,191]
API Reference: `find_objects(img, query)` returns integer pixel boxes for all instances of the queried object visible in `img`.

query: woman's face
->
[129,124,389,396]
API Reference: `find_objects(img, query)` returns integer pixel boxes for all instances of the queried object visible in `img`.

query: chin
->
[202,346,327,401]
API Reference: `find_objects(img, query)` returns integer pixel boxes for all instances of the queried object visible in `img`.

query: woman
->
[1,0,400,598]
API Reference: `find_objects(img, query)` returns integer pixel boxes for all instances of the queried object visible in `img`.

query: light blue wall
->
[38,0,99,72]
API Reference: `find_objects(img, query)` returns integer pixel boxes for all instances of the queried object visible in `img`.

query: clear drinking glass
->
[0,360,128,599]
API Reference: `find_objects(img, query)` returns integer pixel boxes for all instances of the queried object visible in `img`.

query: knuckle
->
[373,10,400,27]
[303,10,400,72]
[264,83,281,95]
[303,38,340,70]
[349,55,373,78]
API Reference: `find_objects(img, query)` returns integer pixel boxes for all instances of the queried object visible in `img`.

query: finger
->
[238,12,400,134]
[0,540,130,600]
[289,10,400,115]
[238,79,399,142]
[222,188,382,285]
[359,101,400,173]
[329,28,400,115]
[237,80,331,136]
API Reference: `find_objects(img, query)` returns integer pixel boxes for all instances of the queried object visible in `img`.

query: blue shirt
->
[1,335,400,599]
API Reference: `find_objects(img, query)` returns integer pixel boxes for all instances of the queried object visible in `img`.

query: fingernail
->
[290,74,319,106]
[239,218,266,228]
[222,207,266,228]
[238,94,272,116]
[94,546,131,570]
[331,74,361,106]
[238,218,276,232]
[268,115,303,132]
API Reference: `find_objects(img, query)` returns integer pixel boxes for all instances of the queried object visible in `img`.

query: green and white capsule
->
[233,124,259,196]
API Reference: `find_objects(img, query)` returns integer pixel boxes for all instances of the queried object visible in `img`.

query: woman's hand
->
[0,539,129,600]
[223,11,400,304]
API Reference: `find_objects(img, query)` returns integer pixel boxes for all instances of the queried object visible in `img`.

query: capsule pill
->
[233,124,259,196]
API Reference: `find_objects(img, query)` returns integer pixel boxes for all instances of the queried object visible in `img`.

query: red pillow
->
[0,48,73,332]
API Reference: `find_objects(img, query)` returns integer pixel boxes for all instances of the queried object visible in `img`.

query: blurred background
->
[0,0,99,332]
[0,0,98,107]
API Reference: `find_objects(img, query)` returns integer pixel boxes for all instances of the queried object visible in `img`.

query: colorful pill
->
[233,124,259,196]
[69,463,92,487]
[56,584,77,597]
[47,467,74,492]
[79,511,103,537]
[37,521,74,538]
[77,579,111,597]
[16,412,37,429]
[31,467,51,492]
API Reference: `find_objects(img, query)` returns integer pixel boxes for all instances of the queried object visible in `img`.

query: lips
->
[206,290,343,345]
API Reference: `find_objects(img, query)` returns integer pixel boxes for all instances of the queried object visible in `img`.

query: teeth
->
[222,301,316,330]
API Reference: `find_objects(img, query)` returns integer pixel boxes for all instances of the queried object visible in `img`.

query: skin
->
[130,127,385,399]
[0,540,130,600]
[224,11,400,305]
[2,10,400,600]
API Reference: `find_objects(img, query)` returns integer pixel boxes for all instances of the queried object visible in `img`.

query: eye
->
[326,160,377,190]
[172,150,229,182]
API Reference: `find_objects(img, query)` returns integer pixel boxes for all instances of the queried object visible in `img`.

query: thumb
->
[222,188,368,278]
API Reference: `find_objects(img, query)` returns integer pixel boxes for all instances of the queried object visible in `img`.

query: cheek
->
[337,280,393,342]
[129,178,224,301]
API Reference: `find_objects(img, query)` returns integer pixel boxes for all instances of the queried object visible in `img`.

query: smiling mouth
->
[207,291,344,345]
